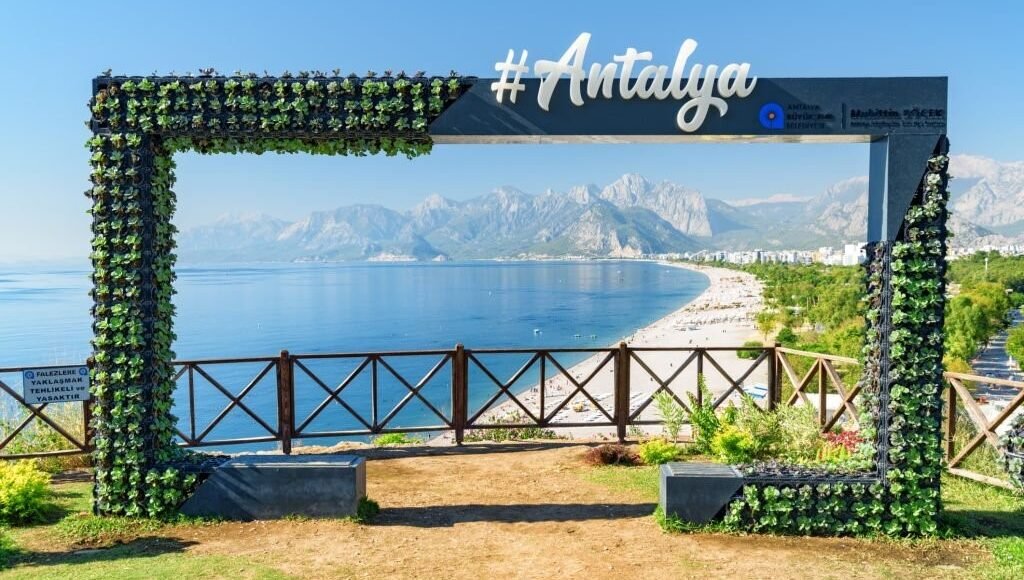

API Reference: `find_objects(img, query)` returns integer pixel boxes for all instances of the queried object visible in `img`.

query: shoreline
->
[431,261,764,443]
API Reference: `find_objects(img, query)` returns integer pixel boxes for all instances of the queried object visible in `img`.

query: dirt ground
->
[117,443,987,580]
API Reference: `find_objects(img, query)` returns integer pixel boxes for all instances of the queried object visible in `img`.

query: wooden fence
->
[3,345,1022,490]
[943,371,1024,490]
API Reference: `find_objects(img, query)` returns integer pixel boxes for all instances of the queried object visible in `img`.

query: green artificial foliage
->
[86,72,467,517]
[724,149,951,536]
[1003,414,1024,492]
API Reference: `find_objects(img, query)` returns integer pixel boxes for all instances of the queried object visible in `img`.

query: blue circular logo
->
[759,103,785,129]
[79,367,89,376]
[24,371,34,379]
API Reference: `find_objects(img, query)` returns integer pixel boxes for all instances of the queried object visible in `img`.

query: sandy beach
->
[435,261,766,442]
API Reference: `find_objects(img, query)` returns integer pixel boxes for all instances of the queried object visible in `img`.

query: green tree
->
[1008,325,1024,364]
[756,310,777,341]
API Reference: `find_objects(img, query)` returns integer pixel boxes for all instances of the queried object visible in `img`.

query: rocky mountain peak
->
[567,184,600,204]
[178,157,1024,262]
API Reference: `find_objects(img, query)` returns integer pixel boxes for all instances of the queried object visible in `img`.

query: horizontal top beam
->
[429,77,947,144]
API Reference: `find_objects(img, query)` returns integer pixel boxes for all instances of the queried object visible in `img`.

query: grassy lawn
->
[1,546,289,580]
[584,464,1024,579]
[2,481,289,579]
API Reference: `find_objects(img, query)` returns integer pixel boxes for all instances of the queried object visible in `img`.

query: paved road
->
[972,309,1023,383]
[971,309,1023,434]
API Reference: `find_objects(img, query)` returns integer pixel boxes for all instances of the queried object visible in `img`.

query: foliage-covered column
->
[86,127,192,517]
[87,73,466,516]
[883,143,951,533]
[724,140,950,535]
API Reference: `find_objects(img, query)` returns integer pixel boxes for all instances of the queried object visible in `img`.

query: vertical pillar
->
[945,380,957,462]
[276,350,294,455]
[452,344,467,445]
[767,343,780,411]
[87,120,178,515]
[615,342,629,442]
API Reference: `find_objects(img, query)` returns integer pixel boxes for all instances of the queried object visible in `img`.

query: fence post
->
[276,350,294,455]
[818,359,827,429]
[945,377,956,461]
[696,348,705,407]
[84,356,95,451]
[615,342,630,443]
[767,343,780,411]
[452,344,467,445]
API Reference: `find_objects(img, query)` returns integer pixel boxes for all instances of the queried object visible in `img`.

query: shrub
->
[686,374,719,453]
[372,433,421,446]
[720,402,738,426]
[653,391,686,441]
[824,430,863,454]
[776,404,825,462]
[354,497,380,523]
[582,444,640,466]
[464,425,560,442]
[776,327,798,346]
[737,340,764,360]
[638,439,683,465]
[711,425,756,464]
[463,411,562,442]
[0,460,51,524]
[733,395,782,459]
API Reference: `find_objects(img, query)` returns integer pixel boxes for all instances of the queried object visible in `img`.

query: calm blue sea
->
[0,261,707,447]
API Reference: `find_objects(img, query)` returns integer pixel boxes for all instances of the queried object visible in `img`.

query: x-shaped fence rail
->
[776,347,861,430]
[944,371,1024,489]
[292,350,455,442]
[4,344,1022,493]
[170,357,281,448]
[0,366,90,458]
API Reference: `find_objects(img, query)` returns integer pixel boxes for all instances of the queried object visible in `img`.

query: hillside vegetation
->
[725,251,1024,369]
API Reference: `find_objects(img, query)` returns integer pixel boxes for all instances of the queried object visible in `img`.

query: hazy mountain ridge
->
[950,154,1024,232]
[178,155,1024,262]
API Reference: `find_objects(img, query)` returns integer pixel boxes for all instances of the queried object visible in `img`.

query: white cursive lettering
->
[498,33,758,132]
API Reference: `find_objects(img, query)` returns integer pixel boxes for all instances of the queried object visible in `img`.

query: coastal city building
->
[669,242,1023,266]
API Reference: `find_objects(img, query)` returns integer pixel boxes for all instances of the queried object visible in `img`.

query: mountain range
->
[178,154,1024,262]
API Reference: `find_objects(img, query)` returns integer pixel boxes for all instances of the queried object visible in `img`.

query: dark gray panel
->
[868,134,946,242]
[180,454,367,521]
[430,77,947,142]
[660,462,743,523]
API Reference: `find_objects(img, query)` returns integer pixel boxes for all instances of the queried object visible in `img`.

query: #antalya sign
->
[491,33,757,133]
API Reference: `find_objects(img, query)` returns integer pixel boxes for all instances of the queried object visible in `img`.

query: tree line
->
[705,251,1024,371]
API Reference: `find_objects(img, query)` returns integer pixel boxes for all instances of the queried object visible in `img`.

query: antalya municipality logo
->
[759,102,785,129]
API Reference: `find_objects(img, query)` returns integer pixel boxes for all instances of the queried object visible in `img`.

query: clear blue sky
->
[1,0,1021,261]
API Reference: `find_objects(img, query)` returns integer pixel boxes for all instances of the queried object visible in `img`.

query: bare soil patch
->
[151,444,987,579]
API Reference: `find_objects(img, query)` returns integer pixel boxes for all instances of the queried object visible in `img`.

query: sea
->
[0,260,708,448]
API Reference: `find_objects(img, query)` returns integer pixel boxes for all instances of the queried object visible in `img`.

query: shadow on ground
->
[297,440,599,461]
[942,509,1024,538]
[374,502,656,527]
[4,537,196,571]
